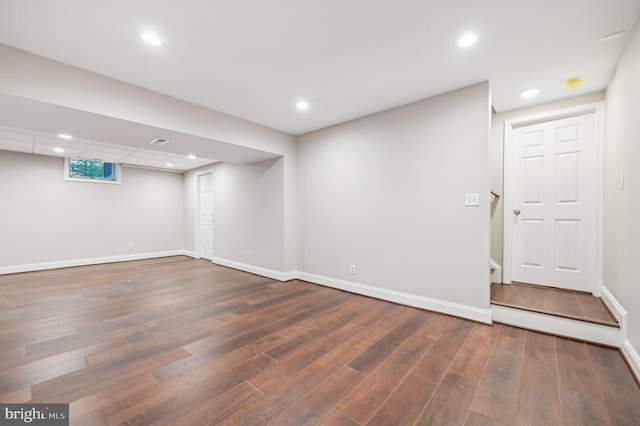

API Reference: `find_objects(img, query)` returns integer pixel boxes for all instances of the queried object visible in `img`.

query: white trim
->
[208,260,492,323]
[182,250,197,259]
[121,163,186,174]
[212,257,297,282]
[502,102,605,293]
[298,271,493,324]
[490,259,502,283]
[492,304,623,347]
[600,285,628,336]
[593,103,605,297]
[621,340,640,383]
[503,115,513,283]
[0,250,188,275]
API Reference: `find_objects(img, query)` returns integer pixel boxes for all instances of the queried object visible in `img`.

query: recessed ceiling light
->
[166,163,174,167]
[296,101,309,111]
[58,134,72,139]
[188,154,197,160]
[458,34,477,47]
[142,32,162,46]
[53,147,65,153]
[562,77,582,89]
[520,88,540,98]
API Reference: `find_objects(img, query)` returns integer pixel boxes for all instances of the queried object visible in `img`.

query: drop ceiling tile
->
[150,159,183,170]
[35,133,92,151]
[80,142,135,162]
[79,150,128,163]
[119,153,174,166]
[0,138,34,153]
[164,164,189,171]
[156,155,190,167]
[158,155,218,170]
[86,142,137,155]
[190,159,218,168]
[121,149,173,162]
[119,157,157,166]
[33,146,84,158]
[0,125,34,142]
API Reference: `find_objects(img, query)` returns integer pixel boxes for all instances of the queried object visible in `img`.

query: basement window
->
[64,158,121,184]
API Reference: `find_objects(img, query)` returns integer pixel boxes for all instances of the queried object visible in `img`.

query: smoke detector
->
[149,137,170,146]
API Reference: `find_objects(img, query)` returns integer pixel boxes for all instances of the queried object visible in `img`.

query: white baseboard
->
[208,260,492,323]
[490,259,502,283]
[492,304,623,347]
[0,250,188,275]
[297,272,493,324]
[182,250,197,259]
[600,285,628,335]
[211,257,296,282]
[622,340,640,383]
[599,286,637,378]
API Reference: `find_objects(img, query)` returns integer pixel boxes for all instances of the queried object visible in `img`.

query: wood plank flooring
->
[1,256,639,425]
[491,282,619,327]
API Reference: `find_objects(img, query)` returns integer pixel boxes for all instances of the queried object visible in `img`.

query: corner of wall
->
[212,257,296,282]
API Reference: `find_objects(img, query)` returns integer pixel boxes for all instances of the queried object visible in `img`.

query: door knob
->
[514,209,521,215]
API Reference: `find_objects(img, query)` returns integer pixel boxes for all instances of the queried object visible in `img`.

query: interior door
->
[198,172,214,260]
[510,113,596,291]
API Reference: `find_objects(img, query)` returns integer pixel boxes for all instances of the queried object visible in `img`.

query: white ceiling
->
[0,0,639,137]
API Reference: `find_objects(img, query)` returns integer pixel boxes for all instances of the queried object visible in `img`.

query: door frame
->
[502,102,604,295]
[195,169,215,260]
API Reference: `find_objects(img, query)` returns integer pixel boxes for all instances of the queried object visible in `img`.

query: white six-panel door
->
[198,172,214,260]
[511,113,596,291]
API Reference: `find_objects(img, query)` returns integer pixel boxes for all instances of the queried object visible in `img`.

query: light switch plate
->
[465,193,480,206]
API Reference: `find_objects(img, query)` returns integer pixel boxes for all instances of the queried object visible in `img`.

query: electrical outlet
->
[128,243,134,250]
[246,251,251,260]
[465,193,480,206]
[349,264,356,275]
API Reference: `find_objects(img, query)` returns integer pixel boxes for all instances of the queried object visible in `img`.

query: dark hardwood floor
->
[1,256,639,425]
[491,282,619,327]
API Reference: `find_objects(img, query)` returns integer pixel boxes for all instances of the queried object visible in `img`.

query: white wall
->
[184,159,286,272]
[297,82,491,315]
[0,151,184,267]
[491,91,606,269]
[604,22,640,352]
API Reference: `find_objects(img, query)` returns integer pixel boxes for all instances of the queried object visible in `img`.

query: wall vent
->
[149,137,170,146]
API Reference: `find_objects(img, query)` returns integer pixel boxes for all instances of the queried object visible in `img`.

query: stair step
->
[492,303,623,347]
[492,300,619,328]
[491,282,618,326]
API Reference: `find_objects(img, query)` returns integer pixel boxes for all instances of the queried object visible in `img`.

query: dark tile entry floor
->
[491,282,619,328]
